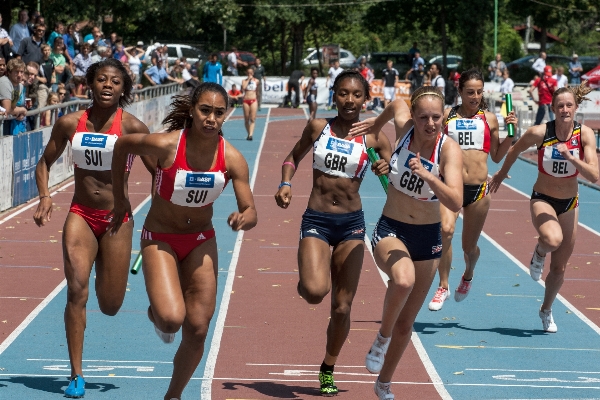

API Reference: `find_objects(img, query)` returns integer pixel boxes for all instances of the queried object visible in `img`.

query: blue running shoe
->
[65,374,85,398]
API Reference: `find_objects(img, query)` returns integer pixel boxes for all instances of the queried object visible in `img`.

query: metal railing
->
[1,82,183,134]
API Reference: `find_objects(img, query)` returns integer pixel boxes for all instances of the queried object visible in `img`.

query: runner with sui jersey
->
[275,70,391,396]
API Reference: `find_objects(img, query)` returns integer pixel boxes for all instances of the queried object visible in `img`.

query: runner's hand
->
[409,152,431,180]
[275,185,292,209]
[107,198,132,235]
[349,117,377,138]
[556,143,573,160]
[228,211,245,231]
[504,111,518,129]
[371,159,389,176]
[488,170,511,193]
[33,197,53,227]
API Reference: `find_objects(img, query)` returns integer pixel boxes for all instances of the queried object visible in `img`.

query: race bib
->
[170,169,226,207]
[71,132,117,171]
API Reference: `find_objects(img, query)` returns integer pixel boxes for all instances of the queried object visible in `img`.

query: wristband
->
[282,161,296,171]
[39,195,51,200]
[278,181,291,189]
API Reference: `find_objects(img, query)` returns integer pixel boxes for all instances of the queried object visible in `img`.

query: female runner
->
[350,87,463,399]
[428,68,515,311]
[109,82,257,399]
[304,66,319,122]
[241,67,259,140]
[275,70,391,396]
[489,84,598,332]
[34,58,154,398]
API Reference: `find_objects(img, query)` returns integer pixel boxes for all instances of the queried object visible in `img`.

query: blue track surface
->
[2,111,600,399]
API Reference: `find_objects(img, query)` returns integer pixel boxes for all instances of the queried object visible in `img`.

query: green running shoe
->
[319,370,338,396]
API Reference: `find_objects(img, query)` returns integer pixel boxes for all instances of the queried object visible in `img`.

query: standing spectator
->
[226,46,247,76]
[40,91,59,126]
[429,62,445,92]
[161,44,169,67]
[0,59,27,135]
[358,58,370,81]
[181,62,198,89]
[529,65,557,125]
[143,58,181,85]
[488,53,506,82]
[253,57,266,110]
[50,37,70,92]
[406,63,426,94]
[83,24,96,43]
[500,69,514,94]
[107,32,117,51]
[9,9,30,55]
[326,59,343,110]
[27,10,40,35]
[91,45,109,64]
[408,42,419,57]
[532,51,547,75]
[124,45,144,86]
[67,75,88,100]
[382,59,399,108]
[17,23,45,64]
[63,23,77,59]
[228,83,243,107]
[113,42,127,63]
[446,69,460,106]
[411,51,424,70]
[287,69,304,107]
[568,54,583,85]
[150,42,162,66]
[202,53,223,84]
[46,22,64,48]
[72,43,92,76]
[24,61,41,108]
[0,14,14,56]
[553,66,568,89]
[0,57,6,78]
[37,44,54,101]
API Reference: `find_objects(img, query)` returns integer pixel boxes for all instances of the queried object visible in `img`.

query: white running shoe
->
[454,276,472,302]
[365,332,390,374]
[374,379,394,400]
[529,245,546,281]
[539,309,557,333]
[154,324,175,344]
[428,286,450,311]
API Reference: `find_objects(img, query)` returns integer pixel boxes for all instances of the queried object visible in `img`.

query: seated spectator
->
[228,84,243,107]
[72,42,92,76]
[41,91,59,126]
[17,23,45,64]
[182,62,199,89]
[143,58,181,85]
[0,59,28,135]
[0,57,7,78]
[67,75,89,100]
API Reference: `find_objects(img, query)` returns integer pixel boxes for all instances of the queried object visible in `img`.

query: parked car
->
[218,51,257,74]
[505,54,574,83]
[301,47,356,68]
[427,54,462,71]
[144,43,206,66]
[353,52,413,79]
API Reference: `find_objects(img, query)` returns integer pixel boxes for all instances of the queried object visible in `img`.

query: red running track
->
[210,108,442,399]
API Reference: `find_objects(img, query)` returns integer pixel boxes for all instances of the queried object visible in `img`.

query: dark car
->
[506,54,572,83]
[353,52,413,79]
[218,51,257,75]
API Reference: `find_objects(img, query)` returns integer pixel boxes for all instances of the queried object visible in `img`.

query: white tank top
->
[312,118,369,179]
[388,128,446,201]
[71,132,118,171]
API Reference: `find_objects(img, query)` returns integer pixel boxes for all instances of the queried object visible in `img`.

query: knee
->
[330,302,352,320]
[66,283,89,307]
[441,222,455,241]
[298,281,328,304]
[249,117,256,124]
[388,276,414,294]
[393,318,414,338]
[98,298,124,316]
[540,231,563,251]
[183,321,210,346]
[157,316,184,334]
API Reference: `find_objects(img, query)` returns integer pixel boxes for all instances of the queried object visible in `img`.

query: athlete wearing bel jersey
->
[275,70,391,397]
[490,83,599,333]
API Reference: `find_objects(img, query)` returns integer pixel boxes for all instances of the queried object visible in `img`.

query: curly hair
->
[332,69,371,100]
[552,81,593,107]
[458,68,488,111]
[85,58,133,108]
[162,82,229,132]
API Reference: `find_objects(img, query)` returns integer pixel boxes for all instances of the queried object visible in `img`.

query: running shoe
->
[365,332,390,374]
[64,374,85,398]
[539,309,557,333]
[374,379,394,400]
[428,286,450,311]
[154,324,175,344]
[454,276,472,302]
[530,245,546,281]
[319,370,338,396]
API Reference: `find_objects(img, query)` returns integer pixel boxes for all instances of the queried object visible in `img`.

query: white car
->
[144,43,206,66]
[428,54,462,70]
[301,47,356,68]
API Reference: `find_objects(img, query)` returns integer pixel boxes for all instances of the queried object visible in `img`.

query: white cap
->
[154,42,161,47]
[572,53,578,58]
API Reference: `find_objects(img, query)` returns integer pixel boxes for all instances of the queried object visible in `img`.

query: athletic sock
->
[463,277,472,282]
[320,361,334,373]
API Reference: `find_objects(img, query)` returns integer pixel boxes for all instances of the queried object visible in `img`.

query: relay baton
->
[366,147,388,194]
[505,93,514,137]
[130,253,143,275]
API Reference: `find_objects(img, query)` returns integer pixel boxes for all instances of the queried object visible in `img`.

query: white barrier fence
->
[224,76,331,105]
[0,84,183,212]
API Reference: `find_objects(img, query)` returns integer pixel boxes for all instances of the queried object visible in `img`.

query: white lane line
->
[247,363,367,368]
[466,368,600,374]
[364,234,452,400]
[28,358,172,363]
[497,179,600,237]
[0,195,152,357]
[200,108,271,398]
[0,180,75,226]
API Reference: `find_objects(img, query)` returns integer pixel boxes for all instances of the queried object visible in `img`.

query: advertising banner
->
[0,136,13,211]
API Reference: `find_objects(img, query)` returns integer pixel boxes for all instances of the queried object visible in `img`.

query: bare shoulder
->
[121,111,150,134]
[484,110,498,124]
[442,134,461,155]
[307,118,328,139]
[53,111,82,136]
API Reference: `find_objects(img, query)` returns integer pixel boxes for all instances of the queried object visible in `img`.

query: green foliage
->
[483,22,524,65]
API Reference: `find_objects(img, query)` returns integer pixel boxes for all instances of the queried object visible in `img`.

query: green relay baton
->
[130,253,143,275]
[367,147,388,194]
